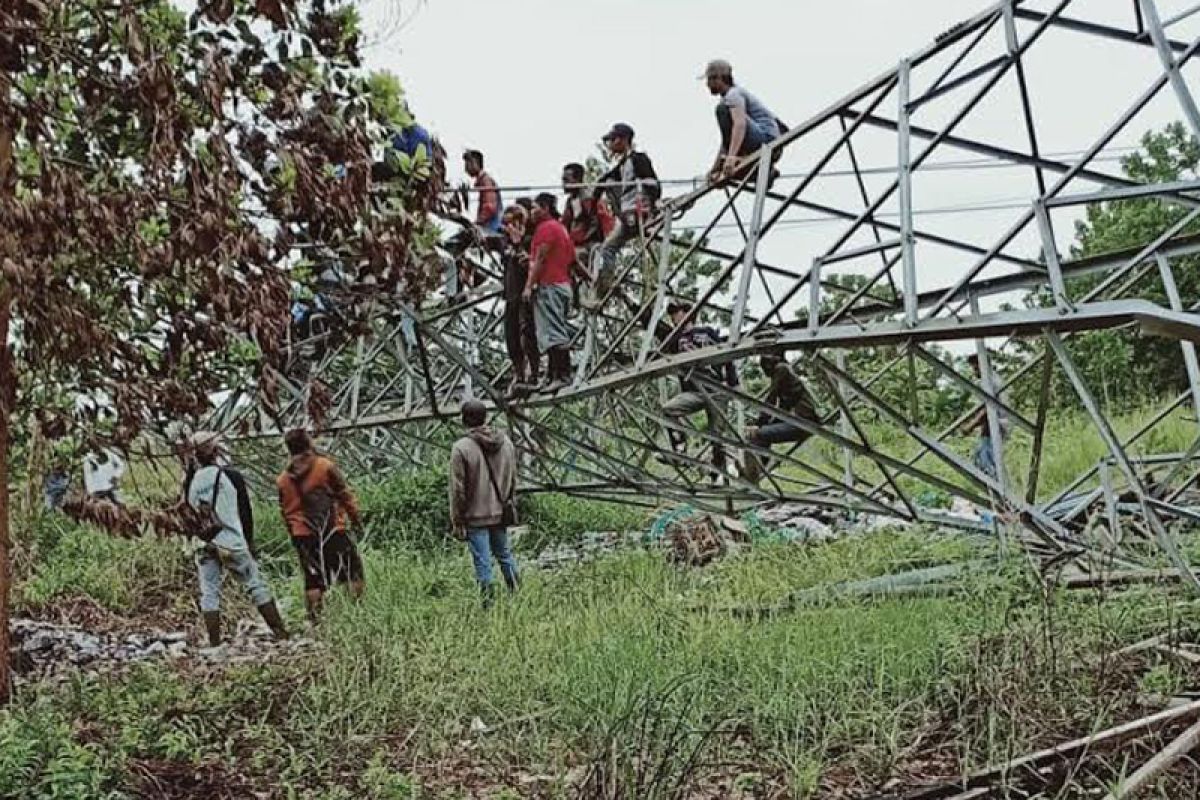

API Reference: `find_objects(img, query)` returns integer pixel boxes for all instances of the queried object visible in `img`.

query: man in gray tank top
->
[703,59,782,182]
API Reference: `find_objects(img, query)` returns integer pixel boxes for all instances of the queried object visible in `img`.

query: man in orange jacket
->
[276,429,365,621]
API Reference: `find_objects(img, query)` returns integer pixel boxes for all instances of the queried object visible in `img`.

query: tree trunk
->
[0,293,11,704]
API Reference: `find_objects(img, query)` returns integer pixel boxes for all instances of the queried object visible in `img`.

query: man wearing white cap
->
[184,431,288,649]
[702,59,783,182]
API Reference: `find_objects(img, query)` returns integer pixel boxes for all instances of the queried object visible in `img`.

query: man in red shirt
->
[523,193,577,393]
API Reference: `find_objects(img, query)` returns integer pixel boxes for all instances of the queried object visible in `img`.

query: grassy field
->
[3,402,1200,798]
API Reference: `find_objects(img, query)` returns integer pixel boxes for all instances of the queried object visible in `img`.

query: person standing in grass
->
[276,429,366,622]
[184,432,289,650]
[449,400,519,608]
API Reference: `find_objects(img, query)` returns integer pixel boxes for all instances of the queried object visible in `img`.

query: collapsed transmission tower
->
[225,0,1200,586]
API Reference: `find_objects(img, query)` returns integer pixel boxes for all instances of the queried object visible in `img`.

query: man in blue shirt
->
[703,59,783,183]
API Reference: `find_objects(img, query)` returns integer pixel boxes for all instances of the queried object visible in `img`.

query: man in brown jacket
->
[277,429,365,621]
[449,400,519,607]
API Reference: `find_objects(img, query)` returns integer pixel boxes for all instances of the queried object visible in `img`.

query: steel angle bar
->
[812,353,1072,548]
[910,55,1010,112]
[730,151,776,343]
[1047,178,1200,208]
[1045,389,1192,509]
[843,112,1200,206]
[520,414,732,515]
[1046,331,1200,592]
[1164,1,1200,28]
[619,392,900,516]
[1026,347,1055,504]
[694,372,993,511]
[1012,6,1189,51]
[898,56,919,328]
[1143,0,1200,156]
[928,33,1200,318]
[1155,254,1200,416]
[911,346,1036,432]
[1005,0,1051,201]
[970,294,1010,499]
[817,366,920,519]
[824,252,904,328]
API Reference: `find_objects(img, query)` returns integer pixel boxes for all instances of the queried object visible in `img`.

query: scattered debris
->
[10,616,315,685]
[665,514,748,568]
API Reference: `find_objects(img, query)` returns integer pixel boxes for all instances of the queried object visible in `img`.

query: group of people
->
[176,428,365,649]
[175,402,525,645]
[419,59,787,399]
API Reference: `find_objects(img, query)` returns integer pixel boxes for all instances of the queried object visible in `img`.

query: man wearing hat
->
[448,399,519,608]
[523,192,577,393]
[702,59,783,182]
[587,122,661,310]
[184,432,288,649]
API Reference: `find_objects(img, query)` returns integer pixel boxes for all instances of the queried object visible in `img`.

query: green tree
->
[1012,123,1200,411]
[0,0,434,701]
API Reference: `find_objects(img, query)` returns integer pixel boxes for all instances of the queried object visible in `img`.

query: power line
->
[440,146,1139,195]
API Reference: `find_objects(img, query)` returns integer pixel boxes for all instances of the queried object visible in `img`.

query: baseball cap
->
[601,122,635,142]
[700,58,733,80]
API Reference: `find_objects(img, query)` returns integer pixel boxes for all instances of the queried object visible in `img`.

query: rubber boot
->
[202,610,222,647]
[481,582,496,610]
[256,601,290,641]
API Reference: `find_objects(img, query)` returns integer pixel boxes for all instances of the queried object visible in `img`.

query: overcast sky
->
[352,0,1200,316]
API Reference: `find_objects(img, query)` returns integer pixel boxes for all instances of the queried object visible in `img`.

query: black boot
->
[202,611,222,647]
[481,583,496,610]
[256,601,289,641]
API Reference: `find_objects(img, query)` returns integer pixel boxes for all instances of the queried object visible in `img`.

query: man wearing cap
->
[523,192,577,393]
[184,432,288,649]
[660,301,739,472]
[587,123,661,310]
[703,59,783,182]
[449,400,519,608]
[277,429,366,622]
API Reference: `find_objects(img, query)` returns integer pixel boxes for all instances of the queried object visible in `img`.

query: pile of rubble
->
[11,616,314,685]
[535,530,647,570]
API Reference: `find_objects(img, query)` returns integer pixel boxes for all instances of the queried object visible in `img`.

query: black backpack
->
[184,464,256,556]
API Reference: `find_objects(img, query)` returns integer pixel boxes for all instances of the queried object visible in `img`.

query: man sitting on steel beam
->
[702,58,786,184]
[741,354,820,483]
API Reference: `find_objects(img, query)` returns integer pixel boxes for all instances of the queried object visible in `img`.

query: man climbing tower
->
[276,429,366,622]
[660,300,739,473]
[742,354,819,483]
[588,123,660,311]
[523,193,577,394]
[184,432,288,650]
[703,59,784,183]
[449,400,519,609]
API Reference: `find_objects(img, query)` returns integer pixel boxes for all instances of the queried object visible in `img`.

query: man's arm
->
[326,463,362,529]
[449,445,468,528]
[724,94,749,172]
[524,242,550,297]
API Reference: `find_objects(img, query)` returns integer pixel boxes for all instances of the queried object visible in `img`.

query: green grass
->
[5,518,1190,798]
[6,401,1200,797]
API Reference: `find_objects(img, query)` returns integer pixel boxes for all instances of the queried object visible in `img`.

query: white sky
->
[355,0,1199,322]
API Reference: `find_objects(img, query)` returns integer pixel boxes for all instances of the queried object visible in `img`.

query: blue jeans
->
[467,527,519,591]
[974,436,999,479]
[717,105,774,156]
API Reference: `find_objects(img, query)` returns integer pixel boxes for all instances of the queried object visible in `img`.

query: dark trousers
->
[504,262,540,383]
